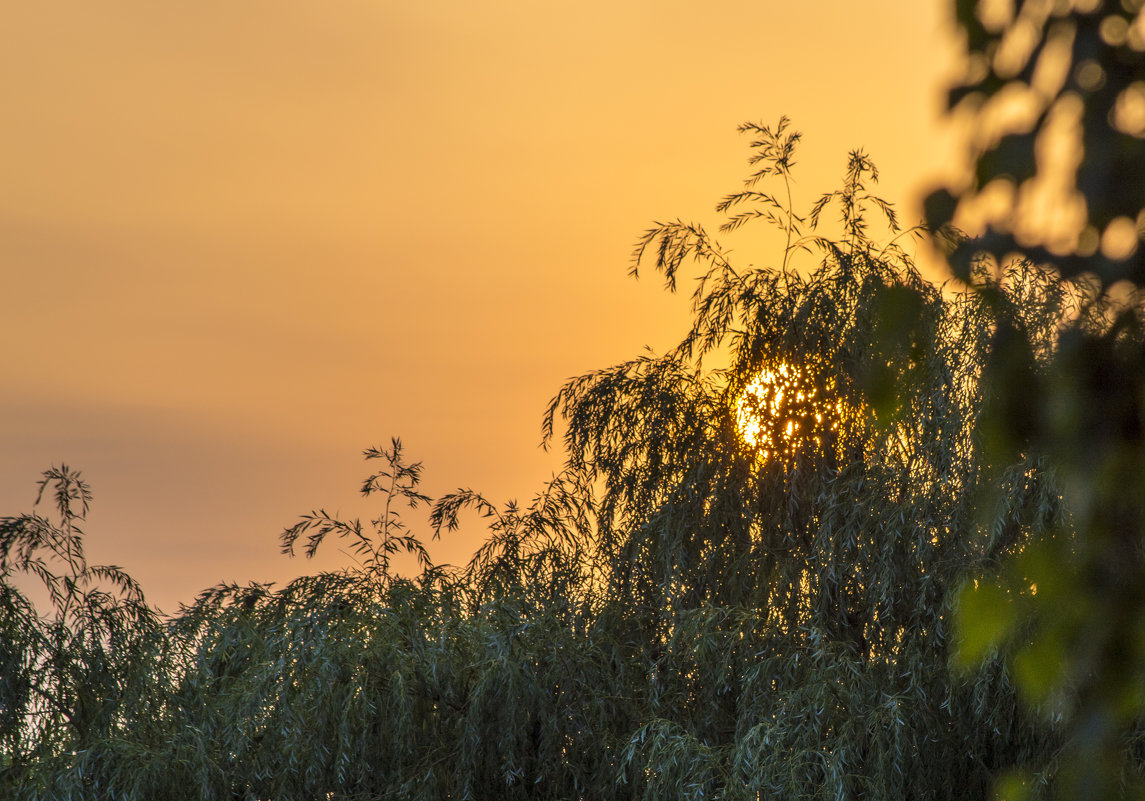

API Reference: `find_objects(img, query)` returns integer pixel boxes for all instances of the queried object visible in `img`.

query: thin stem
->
[782,169,795,271]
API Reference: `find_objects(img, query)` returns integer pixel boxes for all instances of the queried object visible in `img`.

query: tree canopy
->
[5,113,1131,800]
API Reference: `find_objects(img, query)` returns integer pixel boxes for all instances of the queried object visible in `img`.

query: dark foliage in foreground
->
[2,121,1139,800]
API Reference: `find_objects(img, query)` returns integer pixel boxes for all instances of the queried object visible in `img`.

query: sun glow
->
[734,361,845,465]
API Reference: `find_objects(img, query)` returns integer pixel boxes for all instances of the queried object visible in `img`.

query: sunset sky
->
[2,1,965,612]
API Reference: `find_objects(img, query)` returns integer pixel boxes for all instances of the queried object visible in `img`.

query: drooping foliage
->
[0,467,161,792]
[1,119,1126,800]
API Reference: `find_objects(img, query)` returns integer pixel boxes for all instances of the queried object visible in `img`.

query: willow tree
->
[1,120,1093,800]
[540,117,1068,800]
[0,467,161,797]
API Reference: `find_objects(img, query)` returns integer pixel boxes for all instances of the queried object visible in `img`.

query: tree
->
[925,2,1145,798]
[0,467,160,797]
[1,120,1113,800]
[544,118,1069,800]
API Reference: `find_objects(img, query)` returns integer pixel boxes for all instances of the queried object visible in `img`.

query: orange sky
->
[2,1,965,612]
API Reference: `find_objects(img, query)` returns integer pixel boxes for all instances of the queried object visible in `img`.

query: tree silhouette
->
[0,467,160,793]
[0,120,1124,800]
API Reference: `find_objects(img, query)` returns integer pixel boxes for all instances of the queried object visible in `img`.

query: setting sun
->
[734,361,845,465]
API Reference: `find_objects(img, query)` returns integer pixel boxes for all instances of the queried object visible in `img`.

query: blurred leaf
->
[983,320,1042,458]
[923,187,958,232]
[994,769,1033,801]
[956,579,1017,667]
[1013,630,1068,706]
[862,283,924,422]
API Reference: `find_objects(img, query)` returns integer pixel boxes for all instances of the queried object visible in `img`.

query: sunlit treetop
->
[734,359,849,468]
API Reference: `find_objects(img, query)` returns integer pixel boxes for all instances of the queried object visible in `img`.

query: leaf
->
[955,579,1017,668]
[1013,629,1068,705]
[994,769,1033,801]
